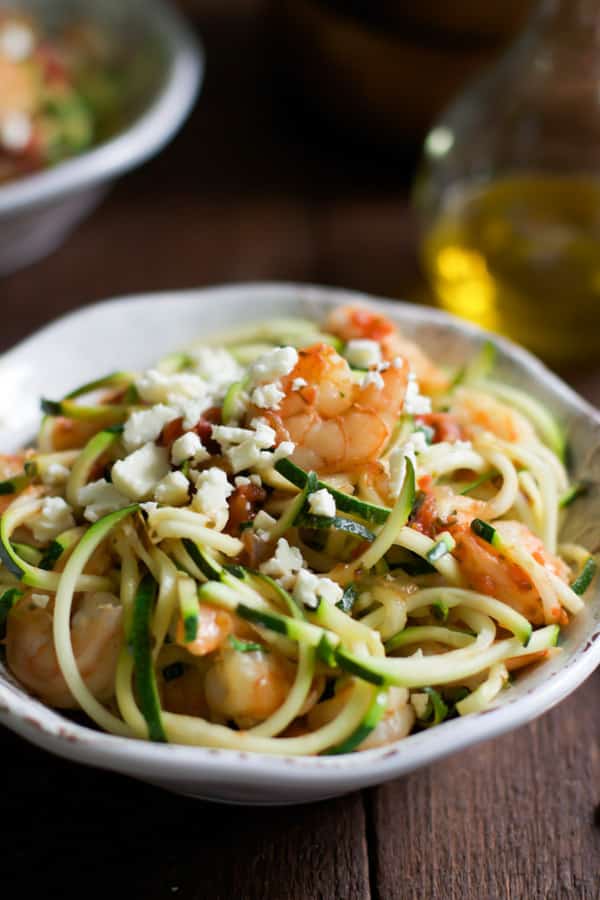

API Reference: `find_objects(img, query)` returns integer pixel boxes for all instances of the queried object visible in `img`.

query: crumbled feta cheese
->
[136,369,207,406]
[392,356,404,369]
[361,370,385,390]
[212,418,277,474]
[227,441,262,474]
[78,479,130,523]
[292,569,343,610]
[255,440,294,471]
[250,346,298,384]
[191,467,233,530]
[388,437,423,498]
[410,693,429,719]
[0,22,34,61]
[1,111,32,152]
[345,339,382,369]
[171,431,210,467]
[189,347,242,393]
[41,462,70,485]
[112,443,170,501]
[140,501,158,516]
[251,382,285,410]
[234,476,251,487]
[30,593,50,609]
[154,471,190,506]
[292,377,308,391]
[211,425,255,448]
[253,510,277,540]
[259,538,304,589]
[249,474,262,486]
[123,404,178,451]
[308,488,336,518]
[404,372,432,415]
[31,496,75,542]
[248,419,277,449]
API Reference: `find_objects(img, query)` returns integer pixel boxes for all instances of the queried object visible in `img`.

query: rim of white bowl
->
[1,282,600,791]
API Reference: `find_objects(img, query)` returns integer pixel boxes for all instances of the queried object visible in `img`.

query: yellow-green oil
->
[421,175,600,364]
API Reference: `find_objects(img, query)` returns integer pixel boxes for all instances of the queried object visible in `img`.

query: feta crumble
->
[31,593,50,609]
[292,569,343,610]
[251,382,285,410]
[1,112,32,152]
[404,372,432,415]
[191,467,233,531]
[0,22,34,61]
[189,347,242,393]
[291,377,308,391]
[111,443,170,501]
[171,431,210,467]
[259,538,304,589]
[361,370,385,390]
[250,346,298,384]
[136,370,207,406]
[31,496,75,542]
[308,488,336,518]
[123,404,178,451]
[154,471,190,506]
[78,479,130,523]
[345,339,382,369]
[41,462,70,486]
[253,510,277,540]
[387,434,426,497]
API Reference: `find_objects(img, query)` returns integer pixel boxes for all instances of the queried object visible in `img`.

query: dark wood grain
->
[367,668,600,900]
[1,2,600,898]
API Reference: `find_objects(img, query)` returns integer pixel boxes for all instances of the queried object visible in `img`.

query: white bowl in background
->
[0,0,203,275]
[1,283,599,805]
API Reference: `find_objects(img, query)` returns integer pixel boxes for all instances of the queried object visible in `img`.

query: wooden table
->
[2,4,600,897]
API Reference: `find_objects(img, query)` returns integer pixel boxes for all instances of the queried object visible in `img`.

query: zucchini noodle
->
[0,304,595,754]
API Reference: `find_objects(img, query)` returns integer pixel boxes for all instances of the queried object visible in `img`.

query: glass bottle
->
[414,0,600,366]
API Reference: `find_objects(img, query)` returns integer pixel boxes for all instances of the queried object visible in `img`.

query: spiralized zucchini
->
[0,305,595,755]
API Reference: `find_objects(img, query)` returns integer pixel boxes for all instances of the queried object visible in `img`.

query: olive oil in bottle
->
[422,175,600,364]
[414,0,600,365]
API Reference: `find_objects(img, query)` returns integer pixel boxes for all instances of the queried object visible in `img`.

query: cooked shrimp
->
[307,685,414,750]
[256,343,409,474]
[324,305,449,394]
[0,452,30,513]
[204,646,294,728]
[161,666,210,718]
[448,388,535,444]
[176,605,234,656]
[451,519,570,625]
[5,591,122,707]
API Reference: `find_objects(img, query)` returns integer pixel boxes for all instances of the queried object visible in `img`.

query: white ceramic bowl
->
[0,0,203,275]
[1,283,599,805]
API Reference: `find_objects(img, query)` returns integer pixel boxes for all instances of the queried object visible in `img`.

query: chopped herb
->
[228,634,265,653]
[432,600,449,622]
[418,687,449,728]
[570,557,597,596]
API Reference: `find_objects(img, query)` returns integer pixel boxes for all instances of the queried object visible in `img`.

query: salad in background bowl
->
[0,0,202,275]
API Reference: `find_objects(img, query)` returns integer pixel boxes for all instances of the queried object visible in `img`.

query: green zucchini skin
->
[570,557,597,596]
[275,458,390,525]
[324,689,388,754]
[296,513,375,543]
[130,573,167,743]
[0,473,31,496]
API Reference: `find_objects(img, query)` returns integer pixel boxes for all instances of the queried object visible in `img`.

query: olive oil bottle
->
[415,0,600,365]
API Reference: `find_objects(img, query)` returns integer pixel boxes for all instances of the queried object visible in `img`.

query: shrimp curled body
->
[256,343,410,475]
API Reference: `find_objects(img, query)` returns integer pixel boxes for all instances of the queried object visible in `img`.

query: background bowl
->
[0,0,203,276]
[1,283,599,805]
